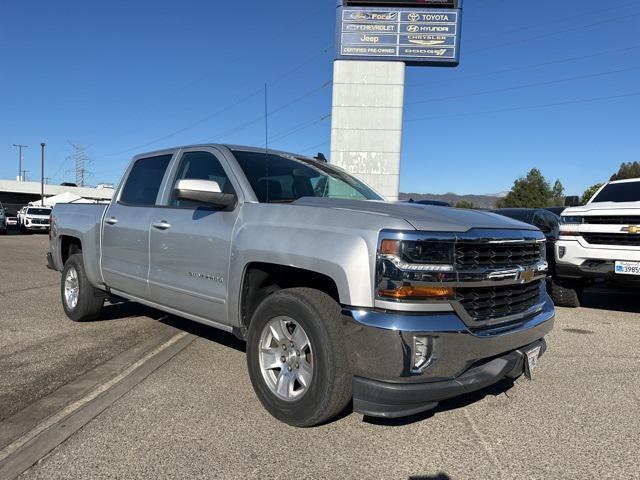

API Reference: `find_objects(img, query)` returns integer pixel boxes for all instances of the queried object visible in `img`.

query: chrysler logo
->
[622,225,639,234]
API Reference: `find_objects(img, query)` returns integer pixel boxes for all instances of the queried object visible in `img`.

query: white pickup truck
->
[554,178,640,307]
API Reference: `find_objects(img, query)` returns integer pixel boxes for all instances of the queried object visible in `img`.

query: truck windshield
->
[27,208,51,215]
[592,181,640,203]
[232,150,383,203]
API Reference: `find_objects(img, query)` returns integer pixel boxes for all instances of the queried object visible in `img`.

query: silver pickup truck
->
[48,144,554,426]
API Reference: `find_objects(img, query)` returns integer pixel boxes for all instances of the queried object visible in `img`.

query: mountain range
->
[398,192,508,209]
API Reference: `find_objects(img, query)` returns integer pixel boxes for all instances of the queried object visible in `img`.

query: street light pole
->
[12,144,28,181]
[40,143,46,206]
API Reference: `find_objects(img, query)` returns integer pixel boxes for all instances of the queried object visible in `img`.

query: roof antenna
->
[264,82,269,203]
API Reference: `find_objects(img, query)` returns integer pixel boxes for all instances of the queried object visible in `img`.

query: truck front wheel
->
[550,278,583,308]
[61,253,105,322]
[246,288,352,427]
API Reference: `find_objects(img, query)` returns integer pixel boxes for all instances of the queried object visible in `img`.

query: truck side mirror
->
[175,179,236,209]
[564,196,580,207]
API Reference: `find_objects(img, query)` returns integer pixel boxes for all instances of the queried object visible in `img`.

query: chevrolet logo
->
[622,225,640,234]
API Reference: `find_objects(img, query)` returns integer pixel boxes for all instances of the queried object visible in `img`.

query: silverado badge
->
[622,225,639,234]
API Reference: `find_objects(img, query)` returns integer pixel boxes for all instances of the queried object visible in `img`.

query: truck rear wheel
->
[61,253,105,322]
[550,278,582,308]
[246,288,352,427]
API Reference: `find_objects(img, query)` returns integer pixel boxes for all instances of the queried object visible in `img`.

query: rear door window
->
[119,154,173,206]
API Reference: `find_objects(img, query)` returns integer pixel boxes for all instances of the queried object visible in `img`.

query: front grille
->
[457,280,543,323]
[583,216,640,225]
[30,219,49,225]
[456,242,541,269]
[583,233,640,246]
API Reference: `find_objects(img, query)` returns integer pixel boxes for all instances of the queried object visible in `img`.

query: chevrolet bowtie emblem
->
[622,225,639,234]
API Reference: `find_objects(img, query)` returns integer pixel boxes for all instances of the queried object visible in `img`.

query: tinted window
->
[233,151,382,203]
[592,182,640,203]
[120,155,172,206]
[26,208,51,215]
[169,151,234,208]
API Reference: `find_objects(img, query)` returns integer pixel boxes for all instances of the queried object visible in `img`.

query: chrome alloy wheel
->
[64,266,79,310]
[258,316,313,401]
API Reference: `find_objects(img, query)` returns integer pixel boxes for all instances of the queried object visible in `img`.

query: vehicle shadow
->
[99,298,247,353]
[362,378,516,427]
[159,314,246,353]
[580,285,640,314]
[408,475,451,480]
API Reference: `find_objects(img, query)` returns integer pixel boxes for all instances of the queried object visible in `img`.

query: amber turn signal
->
[380,239,400,256]
[379,285,454,299]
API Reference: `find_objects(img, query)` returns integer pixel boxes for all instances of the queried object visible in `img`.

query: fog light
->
[558,246,566,259]
[412,336,432,373]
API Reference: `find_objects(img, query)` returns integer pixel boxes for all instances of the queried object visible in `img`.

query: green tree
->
[581,183,603,204]
[610,161,640,181]
[497,169,557,208]
[455,200,475,209]
[550,179,565,207]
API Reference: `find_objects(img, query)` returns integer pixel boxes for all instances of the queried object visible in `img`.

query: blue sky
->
[1,0,639,195]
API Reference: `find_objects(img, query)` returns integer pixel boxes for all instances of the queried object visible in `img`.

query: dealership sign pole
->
[330,0,462,200]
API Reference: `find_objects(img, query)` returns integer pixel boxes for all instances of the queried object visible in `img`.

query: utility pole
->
[40,143,46,206]
[12,144,28,181]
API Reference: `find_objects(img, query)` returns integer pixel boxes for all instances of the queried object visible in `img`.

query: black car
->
[545,206,565,216]
[490,208,560,276]
[404,199,452,207]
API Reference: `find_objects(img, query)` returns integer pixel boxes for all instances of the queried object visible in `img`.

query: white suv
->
[554,178,640,306]
[20,206,52,233]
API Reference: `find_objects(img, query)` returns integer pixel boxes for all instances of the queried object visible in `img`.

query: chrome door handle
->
[152,221,171,230]
[105,217,118,225]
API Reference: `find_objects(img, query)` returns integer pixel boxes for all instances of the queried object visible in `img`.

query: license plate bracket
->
[523,345,542,380]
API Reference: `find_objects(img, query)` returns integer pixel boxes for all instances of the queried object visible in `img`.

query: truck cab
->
[554,178,640,306]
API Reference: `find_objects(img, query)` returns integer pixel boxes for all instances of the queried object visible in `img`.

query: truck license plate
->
[524,346,541,380]
[615,261,640,276]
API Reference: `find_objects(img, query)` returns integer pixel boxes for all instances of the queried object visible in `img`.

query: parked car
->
[17,206,27,228]
[0,203,6,235]
[404,198,452,207]
[490,208,560,278]
[6,217,18,227]
[545,207,565,216]
[554,178,640,307]
[49,144,554,426]
[20,206,52,233]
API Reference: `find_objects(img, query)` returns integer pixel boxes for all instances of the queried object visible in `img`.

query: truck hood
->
[564,201,640,215]
[292,198,536,232]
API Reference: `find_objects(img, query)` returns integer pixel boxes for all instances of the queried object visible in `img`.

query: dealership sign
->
[335,2,462,66]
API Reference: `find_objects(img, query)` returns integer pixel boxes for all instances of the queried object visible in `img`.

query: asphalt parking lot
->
[1,234,639,479]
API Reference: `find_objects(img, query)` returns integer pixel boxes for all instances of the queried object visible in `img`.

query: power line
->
[465,11,640,55]
[82,4,334,140]
[407,64,640,105]
[95,45,334,158]
[406,91,640,123]
[465,0,640,43]
[268,113,332,144]
[406,44,640,87]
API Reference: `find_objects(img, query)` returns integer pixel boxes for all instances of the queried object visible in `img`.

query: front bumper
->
[342,296,554,418]
[556,239,640,283]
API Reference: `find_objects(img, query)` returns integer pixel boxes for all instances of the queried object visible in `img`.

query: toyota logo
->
[408,13,420,22]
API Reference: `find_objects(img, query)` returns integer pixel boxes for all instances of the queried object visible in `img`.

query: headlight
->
[377,238,456,301]
[560,216,583,224]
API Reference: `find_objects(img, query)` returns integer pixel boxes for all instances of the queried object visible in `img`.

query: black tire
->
[246,288,352,427]
[550,278,582,308]
[61,253,105,322]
